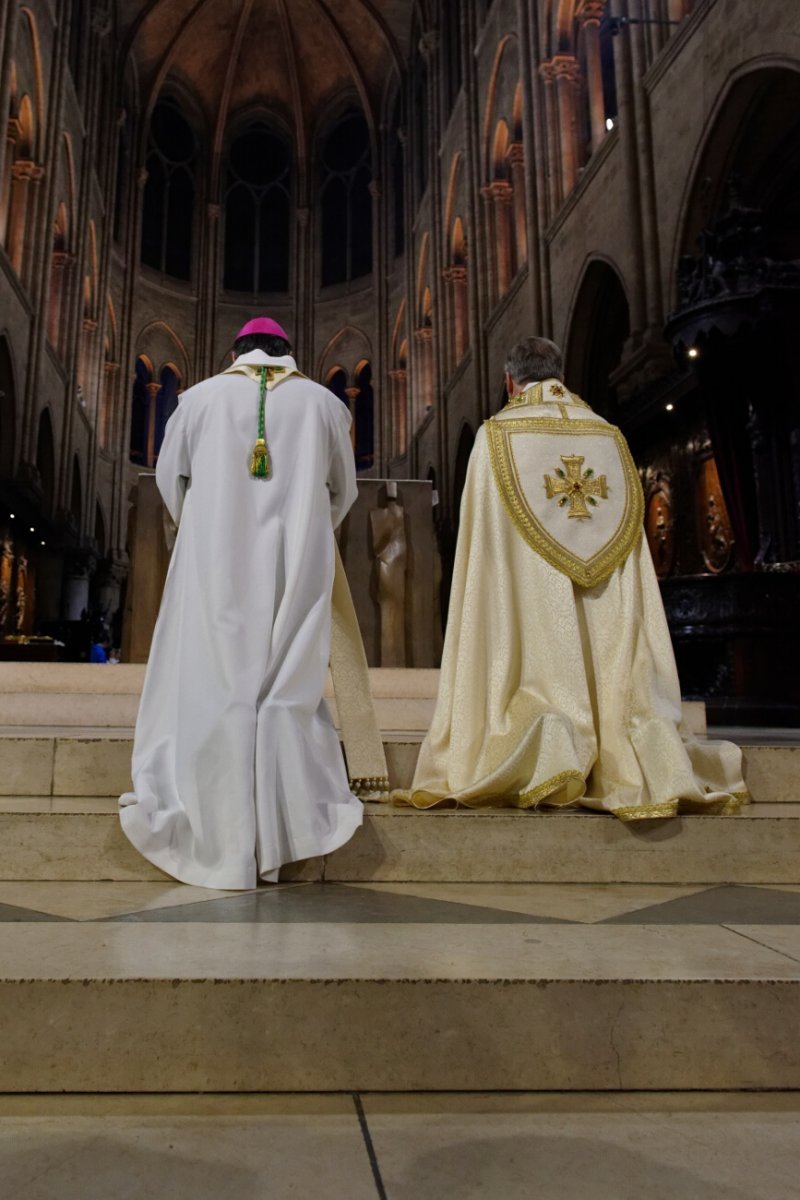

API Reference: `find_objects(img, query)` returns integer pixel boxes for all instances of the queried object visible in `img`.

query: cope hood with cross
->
[485,378,644,589]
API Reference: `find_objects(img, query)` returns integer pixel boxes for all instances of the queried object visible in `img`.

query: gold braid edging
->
[518,769,585,808]
[613,792,751,822]
[485,415,644,588]
[388,770,585,810]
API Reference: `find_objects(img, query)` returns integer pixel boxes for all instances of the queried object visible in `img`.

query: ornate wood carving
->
[697,457,734,574]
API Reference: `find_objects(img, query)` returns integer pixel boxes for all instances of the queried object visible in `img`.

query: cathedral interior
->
[2,4,800,1191]
[0,0,798,726]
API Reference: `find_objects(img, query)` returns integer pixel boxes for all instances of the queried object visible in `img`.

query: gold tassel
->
[250,438,271,478]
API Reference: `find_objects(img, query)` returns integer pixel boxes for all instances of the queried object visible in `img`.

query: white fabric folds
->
[120,351,366,888]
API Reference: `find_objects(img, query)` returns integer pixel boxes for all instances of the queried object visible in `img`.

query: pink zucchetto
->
[236,317,290,342]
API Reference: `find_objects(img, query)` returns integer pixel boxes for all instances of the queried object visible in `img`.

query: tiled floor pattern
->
[1,1092,800,1199]
[1,879,800,926]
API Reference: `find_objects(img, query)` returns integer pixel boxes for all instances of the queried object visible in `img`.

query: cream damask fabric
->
[397,381,747,820]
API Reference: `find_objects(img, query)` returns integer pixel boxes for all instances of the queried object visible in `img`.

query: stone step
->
[0,663,708,737]
[1,917,798,1091]
[0,665,442,731]
[0,731,793,802]
[1,797,798,884]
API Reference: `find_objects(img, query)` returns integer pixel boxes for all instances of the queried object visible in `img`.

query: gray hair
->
[505,337,564,385]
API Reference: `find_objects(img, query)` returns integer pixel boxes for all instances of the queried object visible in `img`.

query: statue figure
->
[0,537,14,632]
[15,553,28,633]
[369,483,408,667]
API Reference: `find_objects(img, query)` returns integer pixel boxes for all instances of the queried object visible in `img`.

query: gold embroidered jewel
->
[544,455,608,519]
[550,384,566,397]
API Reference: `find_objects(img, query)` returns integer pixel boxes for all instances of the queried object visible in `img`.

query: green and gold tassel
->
[250,438,270,478]
[249,365,272,479]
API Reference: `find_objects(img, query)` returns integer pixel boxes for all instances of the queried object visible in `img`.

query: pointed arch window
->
[354,361,374,471]
[129,358,181,467]
[320,112,373,287]
[224,123,292,293]
[141,99,197,280]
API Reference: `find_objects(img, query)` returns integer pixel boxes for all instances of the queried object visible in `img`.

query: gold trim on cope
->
[518,769,585,808]
[486,415,645,588]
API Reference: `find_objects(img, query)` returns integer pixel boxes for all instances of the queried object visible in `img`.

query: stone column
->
[62,550,96,621]
[489,180,514,296]
[46,250,73,348]
[537,61,562,215]
[479,184,498,305]
[413,327,434,424]
[550,55,582,199]
[578,1,608,153]
[443,266,469,364]
[79,316,98,406]
[0,116,20,243]
[389,368,408,458]
[507,143,528,265]
[345,386,359,452]
[100,360,119,450]
[200,202,221,376]
[368,177,386,473]
[7,158,42,275]
[145,380,161,468]
[295,206,311,370]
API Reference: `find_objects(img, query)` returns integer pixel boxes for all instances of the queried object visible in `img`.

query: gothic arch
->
[482,35,520,179]
[564,257,630,420]
[18,7,45,156]
[318,325,372,383]
[134,319,189,385]
[671,60,800,304]
[317,104,374,286]
[443,152,464,239]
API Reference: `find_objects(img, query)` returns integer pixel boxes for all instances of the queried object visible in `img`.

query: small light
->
[605,117,615,132]
[9,513,14,519]
[687,347,699,359]
[29,526,35,533]
[40,540,45,546]
[665,403,674,412]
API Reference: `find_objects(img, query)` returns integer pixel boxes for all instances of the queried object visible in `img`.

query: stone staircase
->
[0,663,799,1092]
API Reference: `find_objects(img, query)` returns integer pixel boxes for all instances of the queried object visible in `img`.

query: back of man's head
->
[505,337,564,385]
[234,332,292,358]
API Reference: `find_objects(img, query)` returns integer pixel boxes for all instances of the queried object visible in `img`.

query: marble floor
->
[1,1091,800,1199]
[1,877,800,926]
[3,881,800,1193]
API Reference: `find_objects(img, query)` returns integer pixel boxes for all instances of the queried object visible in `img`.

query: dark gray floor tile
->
[0,902,69,922]
[603,885,800,925]
[108,883,572,925]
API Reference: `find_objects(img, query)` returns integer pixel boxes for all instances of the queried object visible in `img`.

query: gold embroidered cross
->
[544,455,608,519]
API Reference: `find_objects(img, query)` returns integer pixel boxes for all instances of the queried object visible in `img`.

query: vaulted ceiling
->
[118,0,413,151]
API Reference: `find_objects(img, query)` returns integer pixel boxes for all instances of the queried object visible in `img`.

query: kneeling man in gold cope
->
[402,337,747,820]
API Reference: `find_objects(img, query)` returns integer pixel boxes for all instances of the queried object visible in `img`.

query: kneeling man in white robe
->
[120,318,365,887]
[403,337,748,820]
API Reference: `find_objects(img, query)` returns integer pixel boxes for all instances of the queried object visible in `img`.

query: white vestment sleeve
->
[328,402,358,529]
[155,402,191,525]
